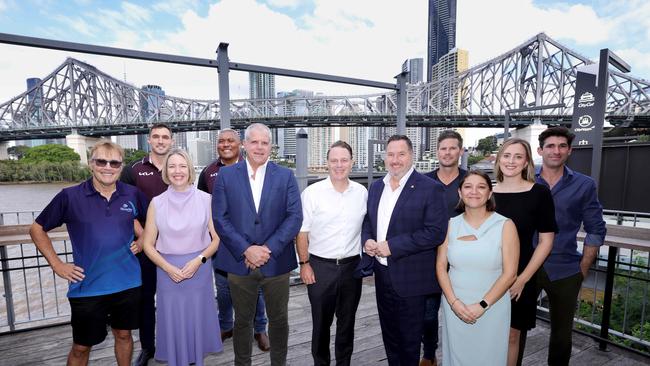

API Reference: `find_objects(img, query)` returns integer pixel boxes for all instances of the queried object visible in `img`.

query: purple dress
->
[153,185,222,365]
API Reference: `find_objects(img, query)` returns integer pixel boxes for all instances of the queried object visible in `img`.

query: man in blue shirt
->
[535,127,606,366]
[30,140,147,366]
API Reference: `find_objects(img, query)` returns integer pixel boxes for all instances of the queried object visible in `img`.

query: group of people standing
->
[30,120,605,366]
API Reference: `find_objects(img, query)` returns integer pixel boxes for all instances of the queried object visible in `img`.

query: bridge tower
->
[65,133,100,165]
[0,142,8,160]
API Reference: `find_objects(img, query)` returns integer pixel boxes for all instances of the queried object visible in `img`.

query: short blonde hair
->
[89,139,124,161]
[494,138,536,183]
[161,148,196,185]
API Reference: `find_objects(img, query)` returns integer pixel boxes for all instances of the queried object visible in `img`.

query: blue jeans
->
[215,269,267,333]
[422,293,441,360]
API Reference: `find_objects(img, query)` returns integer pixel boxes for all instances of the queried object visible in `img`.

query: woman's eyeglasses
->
[92,158,123,168]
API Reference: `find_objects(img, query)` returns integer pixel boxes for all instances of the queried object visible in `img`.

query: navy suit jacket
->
[359,170,448,297]
[212,160,303,276]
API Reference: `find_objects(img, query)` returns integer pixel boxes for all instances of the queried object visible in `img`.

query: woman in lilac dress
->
[143,148,222,365]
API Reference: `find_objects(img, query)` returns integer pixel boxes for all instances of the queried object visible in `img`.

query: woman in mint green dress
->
[437,170,520,365]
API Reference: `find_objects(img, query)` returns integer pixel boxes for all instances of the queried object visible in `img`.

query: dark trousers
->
[421,293,441,360]
[307,256,362,366]
[374,262,426,366]
[137,253,156,351]
[537,267,583,366]
[229,270,290,366]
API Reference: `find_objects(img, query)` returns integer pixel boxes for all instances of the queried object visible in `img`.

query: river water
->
[0,182,76,224]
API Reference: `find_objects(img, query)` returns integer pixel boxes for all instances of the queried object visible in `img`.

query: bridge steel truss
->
[1,32,650,141]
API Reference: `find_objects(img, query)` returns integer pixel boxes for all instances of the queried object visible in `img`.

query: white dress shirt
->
[375,165,415,266]
[246,159,268,213]
[300,177,368,259]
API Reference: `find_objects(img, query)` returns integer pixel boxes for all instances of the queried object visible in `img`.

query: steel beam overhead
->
[2,31,650,140]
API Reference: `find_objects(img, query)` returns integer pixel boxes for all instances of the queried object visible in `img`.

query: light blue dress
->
[441,213,510,366]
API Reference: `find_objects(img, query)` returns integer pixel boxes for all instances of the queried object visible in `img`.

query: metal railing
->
[537,209,650,356]
[0,211,73,333]
[0,211,42,226]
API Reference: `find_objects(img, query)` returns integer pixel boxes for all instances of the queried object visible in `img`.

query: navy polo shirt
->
[36,179,147,298]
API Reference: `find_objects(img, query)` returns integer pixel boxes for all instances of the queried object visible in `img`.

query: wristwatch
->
[479,299,489,309]
[198,255,207,264]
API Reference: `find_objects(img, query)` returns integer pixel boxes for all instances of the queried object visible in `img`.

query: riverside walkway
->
[1,277,648,366]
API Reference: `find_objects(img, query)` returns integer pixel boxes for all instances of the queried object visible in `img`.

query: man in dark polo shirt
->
[30,140,147,366]
[197,128,270,352]
[120,123,173,366]
[421,130,466,366]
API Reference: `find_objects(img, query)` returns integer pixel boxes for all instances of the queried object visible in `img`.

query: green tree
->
[476,135,497,156]
[468,155,484,165]
[22,144,80,163]
[7,145,31,160]
[124,149,147,165]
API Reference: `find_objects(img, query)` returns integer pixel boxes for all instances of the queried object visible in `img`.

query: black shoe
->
[133,348,154,366]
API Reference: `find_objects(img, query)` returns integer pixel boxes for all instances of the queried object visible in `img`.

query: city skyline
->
[2,0,650,147]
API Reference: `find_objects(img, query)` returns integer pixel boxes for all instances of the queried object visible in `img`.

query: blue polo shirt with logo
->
[36,179,147,298]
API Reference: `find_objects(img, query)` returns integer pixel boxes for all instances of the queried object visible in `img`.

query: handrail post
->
[0,215,16,332]
[599,245,618,350]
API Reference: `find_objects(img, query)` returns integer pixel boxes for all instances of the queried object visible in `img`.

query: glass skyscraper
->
[427,0,457,82]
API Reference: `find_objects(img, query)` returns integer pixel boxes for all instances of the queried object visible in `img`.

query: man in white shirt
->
[297,141,368,366]
[360,135,448,365]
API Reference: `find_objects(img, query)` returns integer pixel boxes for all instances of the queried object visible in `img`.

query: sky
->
[1,0,649,146]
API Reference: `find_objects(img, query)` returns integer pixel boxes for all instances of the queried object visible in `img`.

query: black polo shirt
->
[197,156,244,195]
[120,155,168,202]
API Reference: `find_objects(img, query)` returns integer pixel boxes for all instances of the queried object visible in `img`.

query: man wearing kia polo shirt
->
[120,123,173,366]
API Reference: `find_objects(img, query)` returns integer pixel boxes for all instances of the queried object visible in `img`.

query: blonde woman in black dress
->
[492,138,557,366]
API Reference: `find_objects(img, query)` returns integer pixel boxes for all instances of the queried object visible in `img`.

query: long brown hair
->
[494,138,535,183]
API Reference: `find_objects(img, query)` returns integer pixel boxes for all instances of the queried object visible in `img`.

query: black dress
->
[494,183,557,331]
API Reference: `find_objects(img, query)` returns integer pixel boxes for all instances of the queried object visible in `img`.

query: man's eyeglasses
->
[92,158,123,168]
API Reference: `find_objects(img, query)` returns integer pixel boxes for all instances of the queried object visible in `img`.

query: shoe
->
[133,348,154,366]
[419,358,437,366]
[254,332,270,352]
[221,329,233,342]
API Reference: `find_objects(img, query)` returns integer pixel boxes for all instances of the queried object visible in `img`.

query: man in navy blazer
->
[212,123,302,366]
[361,135,448,365]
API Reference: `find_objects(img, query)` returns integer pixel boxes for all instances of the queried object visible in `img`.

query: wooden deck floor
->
[1,278,648,365]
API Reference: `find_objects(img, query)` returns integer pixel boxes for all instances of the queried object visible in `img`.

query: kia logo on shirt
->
[210,172,219,177]
[138,172,154,176]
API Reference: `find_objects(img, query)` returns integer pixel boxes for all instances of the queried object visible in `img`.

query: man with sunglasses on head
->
[31,140,148,366]
[120,123,174,366]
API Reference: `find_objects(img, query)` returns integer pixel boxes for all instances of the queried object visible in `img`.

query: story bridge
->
[1,32,649,142]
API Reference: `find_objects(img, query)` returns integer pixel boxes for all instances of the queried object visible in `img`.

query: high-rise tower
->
[427,0,457,82]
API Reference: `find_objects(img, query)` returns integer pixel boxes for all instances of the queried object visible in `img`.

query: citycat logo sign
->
[578,92,595,108]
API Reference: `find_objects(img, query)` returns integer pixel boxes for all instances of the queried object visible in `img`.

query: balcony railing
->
[2,209,650,359]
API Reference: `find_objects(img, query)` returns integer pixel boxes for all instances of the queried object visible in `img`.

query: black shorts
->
[69,286,141,346]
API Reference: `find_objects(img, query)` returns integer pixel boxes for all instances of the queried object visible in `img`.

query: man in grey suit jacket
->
[212,123,302,366]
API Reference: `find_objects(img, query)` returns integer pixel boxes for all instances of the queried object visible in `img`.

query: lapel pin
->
[410,185,414,188]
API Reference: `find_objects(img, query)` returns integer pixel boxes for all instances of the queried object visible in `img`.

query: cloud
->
[52,15,95,37]
[2,0,650,107]
[152,0,200,15]
[456,0,614,66]
[0,0,6,13]
[266,0,301,8]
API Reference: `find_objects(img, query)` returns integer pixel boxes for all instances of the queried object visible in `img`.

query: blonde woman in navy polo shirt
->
[30,140,147,366]
[142,148,222,366]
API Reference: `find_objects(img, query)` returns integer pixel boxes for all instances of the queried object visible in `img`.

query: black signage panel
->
[571,70,606,147]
